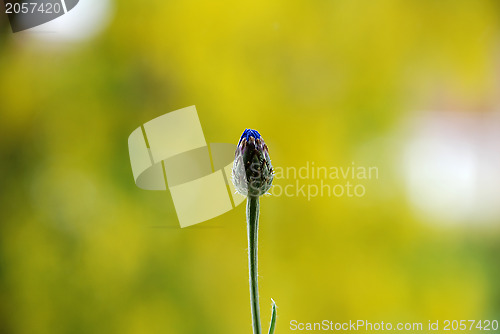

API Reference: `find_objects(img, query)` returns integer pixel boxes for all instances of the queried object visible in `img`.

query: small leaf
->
[268,298,277,334]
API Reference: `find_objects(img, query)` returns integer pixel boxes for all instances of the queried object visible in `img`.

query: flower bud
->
[232,129,274,197]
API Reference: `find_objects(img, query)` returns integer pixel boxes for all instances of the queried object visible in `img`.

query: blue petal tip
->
[239,129,262,145]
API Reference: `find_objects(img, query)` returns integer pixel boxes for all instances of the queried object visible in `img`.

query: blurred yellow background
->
[1,0,500,333]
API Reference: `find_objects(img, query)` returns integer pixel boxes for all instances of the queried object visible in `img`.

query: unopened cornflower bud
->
[232,129,274,197]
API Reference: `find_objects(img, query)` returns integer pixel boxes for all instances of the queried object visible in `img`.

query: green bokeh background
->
[1,1,499,333]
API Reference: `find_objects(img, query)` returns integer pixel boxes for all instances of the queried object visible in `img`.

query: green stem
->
[247,196,261,334]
